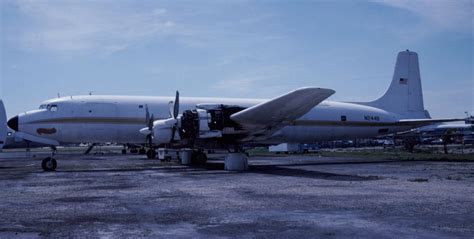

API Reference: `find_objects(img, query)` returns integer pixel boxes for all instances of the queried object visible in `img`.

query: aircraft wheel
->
[121,149,127,154]
[42,157,57,171]
[192,151,207,165]
[139,148,147,155]
[146,149,157,159]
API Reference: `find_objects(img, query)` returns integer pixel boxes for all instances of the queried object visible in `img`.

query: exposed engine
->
[179,104,245,141]
[140,91,247,147]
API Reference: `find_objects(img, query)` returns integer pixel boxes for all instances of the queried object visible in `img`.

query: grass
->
[318,150,474,161]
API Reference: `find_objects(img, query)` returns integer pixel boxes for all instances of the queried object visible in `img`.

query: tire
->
[146,149,157,159]
[42,157,57,171]
[121,149,127,154]
[192,151,207,165]
[139,148,147,155]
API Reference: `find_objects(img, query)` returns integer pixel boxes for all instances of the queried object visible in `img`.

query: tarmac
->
[0,148,473,238]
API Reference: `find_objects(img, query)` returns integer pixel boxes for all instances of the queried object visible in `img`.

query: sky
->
[1,0,473,119]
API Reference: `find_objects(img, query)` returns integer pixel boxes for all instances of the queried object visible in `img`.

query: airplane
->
[393,118,473,151]
[0,50,461,171]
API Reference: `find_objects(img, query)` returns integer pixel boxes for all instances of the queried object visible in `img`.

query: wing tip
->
[294,87,335,96]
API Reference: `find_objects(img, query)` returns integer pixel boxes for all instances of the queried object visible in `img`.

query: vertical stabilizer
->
[364,50,428,118]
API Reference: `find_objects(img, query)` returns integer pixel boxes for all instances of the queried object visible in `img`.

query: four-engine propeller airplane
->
[0,50,461,171]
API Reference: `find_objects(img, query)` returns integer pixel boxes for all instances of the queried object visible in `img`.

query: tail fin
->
[364,50,429,118]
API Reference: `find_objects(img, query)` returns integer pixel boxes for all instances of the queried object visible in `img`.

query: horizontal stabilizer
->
[396,118,463,127]
[231,87,335,126]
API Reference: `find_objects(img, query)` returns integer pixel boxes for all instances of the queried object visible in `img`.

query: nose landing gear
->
[41,157,57,171]
[42,146,57,171]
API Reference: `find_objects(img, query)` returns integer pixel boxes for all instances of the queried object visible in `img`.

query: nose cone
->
[7,116,18,131]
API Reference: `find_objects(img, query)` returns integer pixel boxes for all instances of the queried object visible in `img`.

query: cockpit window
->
[39,104,59,111]
[49,105,58,112]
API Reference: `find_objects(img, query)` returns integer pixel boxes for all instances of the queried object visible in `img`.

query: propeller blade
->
[149,114,154,130]
[173,91,179,119]
[147,134,153,148]
[145,104,150,124]
[170,126,176,144]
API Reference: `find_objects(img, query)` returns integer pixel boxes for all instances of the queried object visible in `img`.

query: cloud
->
[212,77,263,93]
[375,0,472,30]
[11,0,177,54]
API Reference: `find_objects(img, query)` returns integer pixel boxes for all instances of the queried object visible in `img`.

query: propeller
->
[173,91,179,119]
[139,104,154,147]
[170,91,179,143]
[139,91,181,146]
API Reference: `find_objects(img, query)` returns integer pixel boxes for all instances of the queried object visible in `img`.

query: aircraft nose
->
[7,116,19,131]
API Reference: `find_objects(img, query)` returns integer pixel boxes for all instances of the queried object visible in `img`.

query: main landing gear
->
[191,151,207,165]
[146,149,157,159]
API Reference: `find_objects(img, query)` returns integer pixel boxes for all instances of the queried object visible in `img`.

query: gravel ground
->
[0,150,473,238]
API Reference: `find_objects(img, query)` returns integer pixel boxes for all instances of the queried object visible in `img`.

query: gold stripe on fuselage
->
[27,117,148,125]
[27,117,399,127]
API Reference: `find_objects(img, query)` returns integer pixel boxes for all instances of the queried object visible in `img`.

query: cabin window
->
[341,115,347,122]
[139,105,144,109]
[39,104,47,109]
[7,132,12,136]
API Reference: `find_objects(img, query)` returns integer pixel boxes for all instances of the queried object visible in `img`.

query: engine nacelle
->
[153,118,178,145]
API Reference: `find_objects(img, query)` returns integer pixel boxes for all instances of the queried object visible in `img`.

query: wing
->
[230,87,335,141]
[14,132,60,146]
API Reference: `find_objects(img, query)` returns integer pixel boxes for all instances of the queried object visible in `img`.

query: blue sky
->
[1,0,472,118]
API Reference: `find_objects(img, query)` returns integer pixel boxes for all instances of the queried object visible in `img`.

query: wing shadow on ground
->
[23,157,414,181]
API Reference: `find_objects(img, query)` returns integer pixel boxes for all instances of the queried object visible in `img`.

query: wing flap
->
[230,87,335,127]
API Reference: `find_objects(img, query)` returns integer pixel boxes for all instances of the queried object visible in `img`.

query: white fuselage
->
[17,95,413,145]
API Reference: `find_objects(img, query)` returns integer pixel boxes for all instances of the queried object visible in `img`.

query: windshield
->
[39,104,58,111]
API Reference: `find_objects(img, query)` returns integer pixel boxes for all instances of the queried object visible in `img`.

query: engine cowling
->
[153,118,178,145]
